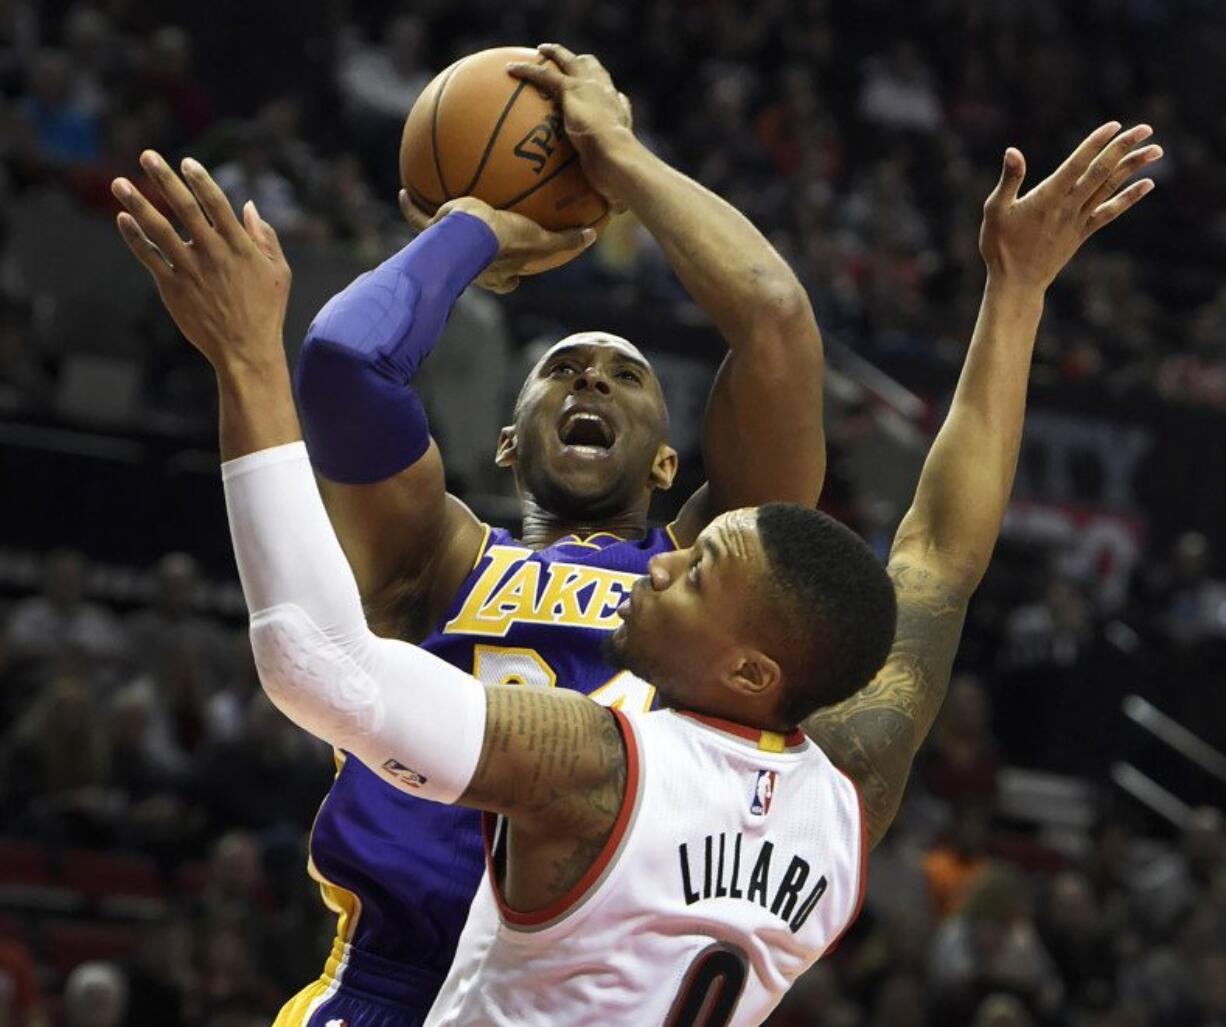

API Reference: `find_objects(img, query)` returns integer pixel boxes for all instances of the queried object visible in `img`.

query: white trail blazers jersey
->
[425,703,867,1027]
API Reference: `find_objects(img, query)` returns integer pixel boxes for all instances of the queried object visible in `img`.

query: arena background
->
[1,1,1225,1025]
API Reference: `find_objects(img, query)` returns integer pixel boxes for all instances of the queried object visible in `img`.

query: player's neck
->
[519,496,650,549]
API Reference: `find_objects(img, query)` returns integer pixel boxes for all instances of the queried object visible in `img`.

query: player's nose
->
[648,554,673,590]
[573,366,612,396]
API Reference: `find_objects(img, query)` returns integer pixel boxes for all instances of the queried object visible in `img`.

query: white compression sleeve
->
[221,441,486,805]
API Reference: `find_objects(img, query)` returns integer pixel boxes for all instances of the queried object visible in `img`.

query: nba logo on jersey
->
[750,769,777,816]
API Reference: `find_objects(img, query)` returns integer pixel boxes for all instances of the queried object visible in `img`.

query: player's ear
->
[495,425,518,468]
[649,443,678,491]
[723,650,781,699]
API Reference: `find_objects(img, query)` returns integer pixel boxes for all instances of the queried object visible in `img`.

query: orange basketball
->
[400,46,610,241]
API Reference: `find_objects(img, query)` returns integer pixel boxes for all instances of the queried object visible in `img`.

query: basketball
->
[400,46,610,238]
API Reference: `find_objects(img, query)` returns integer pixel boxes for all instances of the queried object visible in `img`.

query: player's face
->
[503,334,675,521]
[606,511,768,712]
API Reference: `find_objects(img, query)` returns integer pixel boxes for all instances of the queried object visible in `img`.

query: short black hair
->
[755,504,897,725]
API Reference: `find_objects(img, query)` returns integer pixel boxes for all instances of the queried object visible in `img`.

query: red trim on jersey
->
[483,708,640,928]
[676,711,806,749]
[822,767,870,957]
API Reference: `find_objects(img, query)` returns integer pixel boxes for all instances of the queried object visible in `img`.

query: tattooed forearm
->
[462,687,627,830]
[804,557,969,849]
[462,687,629,906]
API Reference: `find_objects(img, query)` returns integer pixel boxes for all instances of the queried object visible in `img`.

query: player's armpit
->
[802,554,969,849]
[462,686,629,911]
[318,442,486,641]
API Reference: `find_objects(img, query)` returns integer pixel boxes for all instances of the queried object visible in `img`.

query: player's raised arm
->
[509,45,825,544]
[803,123,1163,848]
[293,185,593,638]
[112,154,627,911]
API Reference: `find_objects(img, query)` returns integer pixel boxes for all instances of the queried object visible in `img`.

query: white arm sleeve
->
[221,441,486,804]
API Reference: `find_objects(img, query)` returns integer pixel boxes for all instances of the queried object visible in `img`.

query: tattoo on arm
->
[461,687,629,902]
[462,686,627,830]
[804,559,969,849]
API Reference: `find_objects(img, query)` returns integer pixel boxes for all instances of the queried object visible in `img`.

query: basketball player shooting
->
[280,43,832,1025]
[110,115,1160,1025]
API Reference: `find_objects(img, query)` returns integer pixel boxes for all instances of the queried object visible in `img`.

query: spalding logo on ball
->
[400,45,610,248]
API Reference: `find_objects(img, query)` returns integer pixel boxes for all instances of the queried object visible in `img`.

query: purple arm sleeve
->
[293,211,498,484]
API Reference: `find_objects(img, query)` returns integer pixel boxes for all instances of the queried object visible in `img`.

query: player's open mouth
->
[557,409,616,454]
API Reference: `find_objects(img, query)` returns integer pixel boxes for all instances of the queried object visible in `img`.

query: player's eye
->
[616,368,643,384]
[549,362,578,376]
[687,557,701,587]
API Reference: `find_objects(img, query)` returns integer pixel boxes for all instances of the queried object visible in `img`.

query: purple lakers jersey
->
[303,524,678,1009]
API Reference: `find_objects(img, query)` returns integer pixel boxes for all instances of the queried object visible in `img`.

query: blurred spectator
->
[1083,816,1146,950]
[121,638,213,771]
[60,5,120,119]
[204,630,261,745]
[4,548,126,668]
[0,674,114,841]
[135,26,213,145]
[336,15,430,124]
[866,971,928,1027]
[858,44,944,135]
[0,935,48,1027]
[197,915,280,1022]
[126,552,226,685]
[200,832,270,922]
[997,574,1096,768]
[929,863,1063,1024]
[1001,575,1095,672]
[107,681,199,852]
[1119,902,1221,1025]
[336,13,431,194]
[920,674,1000,806]
[189,694,330,834]
[123,917,198,1027]
[1139,532,1226,647]
[0,299,52,415]
[62,962,127,1027]
[1133,806,1226,935]
[768,962,861,1027]
[211,124,322,240]
[1196,949,1226,1026]
[923,804,992,918]
[1037,871,1117,1012]
[16,49,101,168]
[970,993,1036,1027]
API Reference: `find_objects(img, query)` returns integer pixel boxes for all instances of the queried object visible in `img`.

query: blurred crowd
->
[1,0,1226,421]
[2,1,1225,1026]
[0,549,334,1026]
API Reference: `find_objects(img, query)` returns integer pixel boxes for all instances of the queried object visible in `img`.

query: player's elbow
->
[248,602,383,752]
[754,276,815,331]
[888,526,986,600]
[742,278,822,362]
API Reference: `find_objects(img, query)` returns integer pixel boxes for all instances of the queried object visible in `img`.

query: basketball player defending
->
[111,117,1159,1023]
[112,81,1159,1027]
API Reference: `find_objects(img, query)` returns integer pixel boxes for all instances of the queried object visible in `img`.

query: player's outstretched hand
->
[980,121,1163,291]
[398,191,596,293]
[506,43,635,212]
[111,150,291,374]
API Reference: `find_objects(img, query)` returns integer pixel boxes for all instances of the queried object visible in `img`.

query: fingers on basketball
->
[399,46,609,257]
